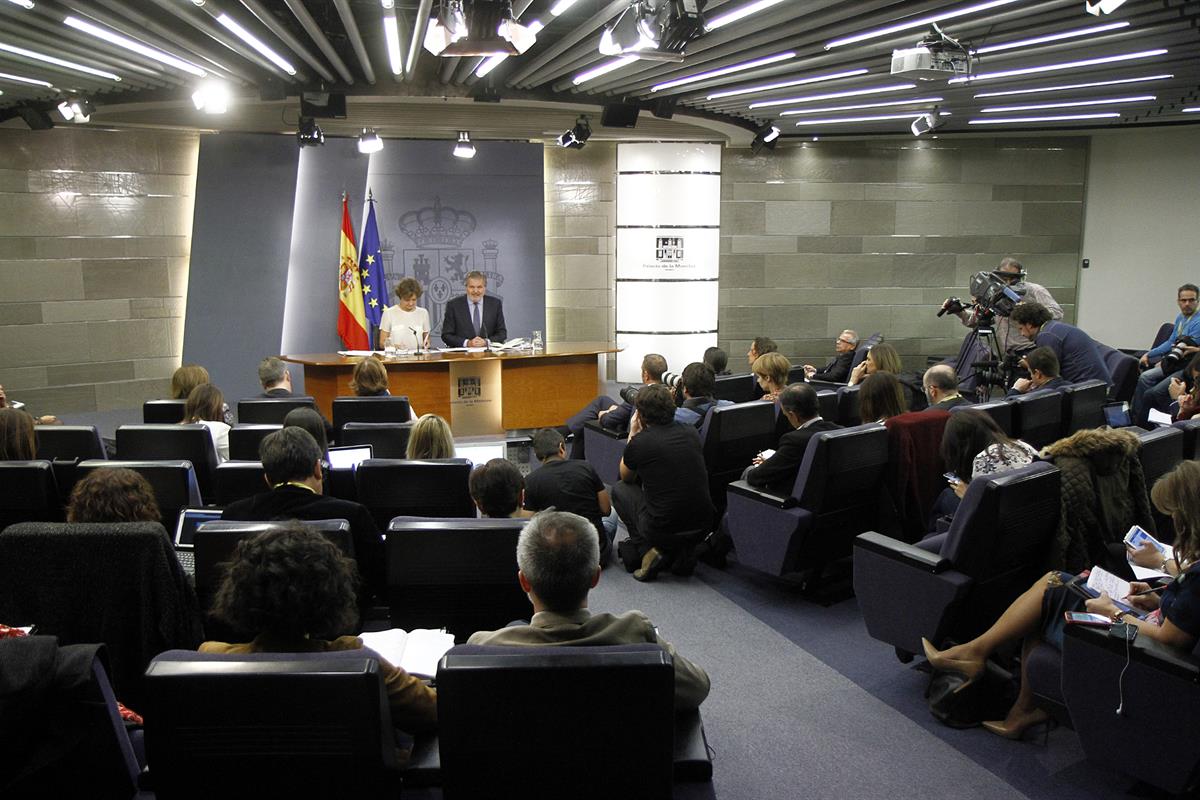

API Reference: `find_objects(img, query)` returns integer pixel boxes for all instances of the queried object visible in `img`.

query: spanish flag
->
[336,193,370,350]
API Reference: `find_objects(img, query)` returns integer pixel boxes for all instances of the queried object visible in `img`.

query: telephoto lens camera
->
[661,371,681,390]
[1160,336,1197,374]
[618,385,640,405]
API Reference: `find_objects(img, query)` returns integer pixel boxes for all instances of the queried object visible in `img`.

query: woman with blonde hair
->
[751,351,791,403]
[183,384,231,462]
[406,413,455,460]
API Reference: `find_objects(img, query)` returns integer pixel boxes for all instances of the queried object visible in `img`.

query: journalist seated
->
[674,362,730,427]
[200,523,437,742]
[467,510,711,710]
[469,458,535,520]
[1006,347,1069,396]
[743,383,839,495]
[703,346,731,376]
[562,353,668,458]
[923,365,970,411]
[1133,283,1200,427]
[803,330,857,383]
[923,461,1200,741]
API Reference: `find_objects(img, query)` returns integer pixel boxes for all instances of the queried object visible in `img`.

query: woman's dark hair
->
[859,372,908,422]
[283,407,329,456]
[1151,461,1200,569]
[184,383,225,423]
[0,407,36,460]
[635,383,677,426]
[349,355,389,396]
[212,524,359,639]
[940,410,1013,482]
[395,277,423,300]
[469,458,525,518]
[703,346,728,375]
[67,467,161,523]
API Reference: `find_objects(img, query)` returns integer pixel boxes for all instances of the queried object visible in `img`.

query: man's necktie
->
[472,301,481,337]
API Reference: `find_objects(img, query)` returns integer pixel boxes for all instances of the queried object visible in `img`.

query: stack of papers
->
[358,628,455,678]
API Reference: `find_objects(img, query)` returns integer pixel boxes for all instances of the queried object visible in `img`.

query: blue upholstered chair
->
[699,400,777,512]
[724,424,889,581]
[951,398,1016,437]
[854,462,1061,660]
[332,396,412,437]
[340,421,414,459]
[226,424,280,461]
[33,425,106,461]
[236,396,316,424]
[77,459,202,532]
[354,458,474,528]
[834,384,862,426]
[115,423,219,502]
[1010,389,1063,449]
[1059,379,1108,435]
[582,419,626,485]
[0,460,61,529]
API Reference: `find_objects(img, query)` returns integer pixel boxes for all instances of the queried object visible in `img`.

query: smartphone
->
[1064,612,1113,627]
[1124,525,1166,554]
[943,472,961,484]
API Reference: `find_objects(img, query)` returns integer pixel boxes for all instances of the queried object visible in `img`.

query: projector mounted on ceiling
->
[891,24,971,81]
[598,0,706,62]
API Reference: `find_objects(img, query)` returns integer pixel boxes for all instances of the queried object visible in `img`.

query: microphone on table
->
[408,327,421,354]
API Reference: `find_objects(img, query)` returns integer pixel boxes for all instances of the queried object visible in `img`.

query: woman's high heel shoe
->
[982,710,1054,743]
[921,638,986,686]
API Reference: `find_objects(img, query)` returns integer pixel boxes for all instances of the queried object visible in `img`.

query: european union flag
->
[360,194,387,329]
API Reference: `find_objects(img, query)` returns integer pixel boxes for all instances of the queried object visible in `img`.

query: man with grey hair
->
[467,510,711,710]
[441,270,507,347]
[804,330,858,383]
[258,356,293,397]
[941,257,1063,352]
[744,383,840,493]
[923,365,969,410]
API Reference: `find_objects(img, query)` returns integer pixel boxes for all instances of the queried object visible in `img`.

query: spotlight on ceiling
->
[191,80,230,114]
[57,96,94,123]
[297,116,324,147]
[358,128,383,154]
[557,114,592,149]
[910,109,944,137]
[1085,0,1127,14]
[424,0,538,57]
[599,0,706,62]
[453,131,476,158]
[750,122,780,154]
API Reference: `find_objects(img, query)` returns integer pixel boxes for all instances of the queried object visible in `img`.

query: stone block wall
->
[0,128,199,414]
[719,137,1086,372]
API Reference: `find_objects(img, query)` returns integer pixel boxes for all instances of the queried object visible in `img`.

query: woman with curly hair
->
[183,383,230,462]
[66,468,161,523]
[200,524,436,736]
[0,407,36,460]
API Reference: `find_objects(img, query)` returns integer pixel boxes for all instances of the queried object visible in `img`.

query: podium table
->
[282,343,617,433]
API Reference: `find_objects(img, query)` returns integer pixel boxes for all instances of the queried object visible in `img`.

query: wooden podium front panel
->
[500,356,600,430]
[385,362,452,421]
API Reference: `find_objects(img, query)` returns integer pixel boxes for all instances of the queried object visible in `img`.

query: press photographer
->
[1132,283,1200,427]
[940,258,1062,353]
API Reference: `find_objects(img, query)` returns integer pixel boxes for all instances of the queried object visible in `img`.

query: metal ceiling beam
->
[278,0,353,84]
[504,0,627,87]
[331,0,376,85]
[237,0,336,83]
[405,0,435,82]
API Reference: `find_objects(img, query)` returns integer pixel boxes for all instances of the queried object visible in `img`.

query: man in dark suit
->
[441,270,507,347]
[923,364,971,410]
[745,383,840,494]
[258,356,293,397]
[221,426,384,599]
[1006,346,1070,396]
[804,330,857,383]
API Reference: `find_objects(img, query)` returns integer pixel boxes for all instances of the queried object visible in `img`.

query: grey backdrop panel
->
[183,133,300,405]
[362,141,546,344]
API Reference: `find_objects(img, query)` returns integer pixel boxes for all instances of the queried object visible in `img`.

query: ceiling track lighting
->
[191,79,231,114]
[973,74,1173,98]
[453,130,476,158]
[910,109,944,136]
[706,68,868,101]
[749,82,917,110]
[949,49,1168,84]
[425,0,537,58]
[358,128,384,154]
[751,122,781,154]
[968,112,1121,124]
[557,114,592,149]
[475,19,544,77]
[63,16,207,77]
[599,0,707,62]
[1085,0,1127,15]
[780,96,944,117]
[651,51,796,93]
[0,40,120,81]
[980,94,1154,113]
[57,96,94,123]
[825,0,1022,50]
[297,116,324,147]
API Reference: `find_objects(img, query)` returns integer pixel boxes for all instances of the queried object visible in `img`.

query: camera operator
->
[561,353,667,460]
[1010,303,1111,386]
[1132,284,1200,427]
[940,258,1062,352]
[1005,347,1069,396]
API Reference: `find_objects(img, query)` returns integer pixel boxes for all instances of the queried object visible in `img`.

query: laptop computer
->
[327,444,373,470]
[174,507,223,575]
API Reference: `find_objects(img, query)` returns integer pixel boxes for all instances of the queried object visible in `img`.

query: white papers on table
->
[358,628,455,678]
[1148,408,1174,427]
[338,350,383,357]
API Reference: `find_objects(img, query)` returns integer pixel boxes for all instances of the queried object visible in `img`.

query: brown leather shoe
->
[633,548,666,582]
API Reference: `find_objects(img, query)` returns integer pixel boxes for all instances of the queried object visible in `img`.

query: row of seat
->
[143,395,413,433]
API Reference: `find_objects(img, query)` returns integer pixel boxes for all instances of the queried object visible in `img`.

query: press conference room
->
[2,0,1200,797]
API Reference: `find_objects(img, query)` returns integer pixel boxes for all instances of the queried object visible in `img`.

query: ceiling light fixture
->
[549,0,579,15]
[973,73,1173,98]
[453,130,476,158]
[792,112,946,126]
[216,13,297,75]
[950,48,1167,83]
[825,0,1022,50]
[191,79,230,113]
[475,19,544,77]
[1085,0,1127,15]
[973,21,1129,54]
[57,96,94,123]
[911,111,944,136]
[0,70,54,87]
[707,0,786,30]
[651,51,797,92]
[63,16,207,77]
[749,82,917,110]
[968,112,1121,124]
[425,0,538,57]
[980,94,1153,113]
[572,55,639,85]
[0,41,120,81]
[5,0,34,9]
[706,68,868,101]
[1182,107,1200,113]
[598,2,655,56]
[382,8,403,75]
[297,116,324,147]
[557,114,592,149]
[780,96,944,116]
[751,122,781,154]
[358,128,383,154]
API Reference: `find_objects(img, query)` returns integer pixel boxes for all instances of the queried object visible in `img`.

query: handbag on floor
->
[927,663,1015,729]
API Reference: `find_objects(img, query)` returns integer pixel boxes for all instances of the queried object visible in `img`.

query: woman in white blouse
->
[379,277,431,351]
[183,383,230,462]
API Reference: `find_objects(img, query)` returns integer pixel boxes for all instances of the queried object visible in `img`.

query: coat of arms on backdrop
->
[385,197,505,338]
